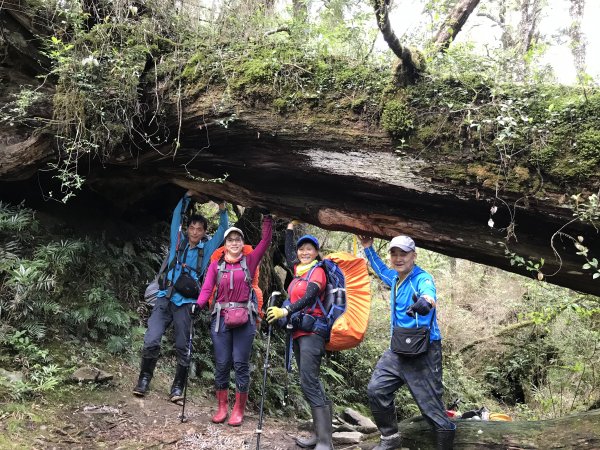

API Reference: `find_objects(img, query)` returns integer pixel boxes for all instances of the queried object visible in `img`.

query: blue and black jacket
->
[364,246,441,342]
[157,194,228,306]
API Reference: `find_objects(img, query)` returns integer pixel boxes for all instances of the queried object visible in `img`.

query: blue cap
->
[296,234,320,250]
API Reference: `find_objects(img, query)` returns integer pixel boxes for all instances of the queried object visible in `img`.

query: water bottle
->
[334,289,345,306]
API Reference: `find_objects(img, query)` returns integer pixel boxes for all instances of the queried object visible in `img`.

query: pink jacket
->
[197,216,273,308]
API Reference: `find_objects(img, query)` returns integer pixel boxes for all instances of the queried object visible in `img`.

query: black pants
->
[142,297,193,367]
[293,333,329,407]
[367,340,455,431]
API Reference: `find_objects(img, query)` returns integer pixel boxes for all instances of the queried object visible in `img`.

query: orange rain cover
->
[324,252,372,352]
[208,245,264,318]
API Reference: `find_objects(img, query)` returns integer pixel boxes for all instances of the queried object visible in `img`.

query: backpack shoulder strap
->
[301,261,324,281]
[239,255,252,285]
[196,236,209,274]
[165,240,186,279]
[210,257,227,314]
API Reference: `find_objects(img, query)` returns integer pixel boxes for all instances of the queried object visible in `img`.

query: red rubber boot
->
[211,390,229,423]
[227,391,248,426]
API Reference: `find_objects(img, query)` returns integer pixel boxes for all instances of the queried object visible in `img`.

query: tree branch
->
[371,0,421,85]
[431,0,481,52]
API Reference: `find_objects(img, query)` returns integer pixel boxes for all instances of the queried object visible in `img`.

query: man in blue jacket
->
[133,190,228,402]
[358,235,455,450]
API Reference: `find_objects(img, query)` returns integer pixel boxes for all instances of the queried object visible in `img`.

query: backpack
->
[292,252,371,351]
[208,245,264,319]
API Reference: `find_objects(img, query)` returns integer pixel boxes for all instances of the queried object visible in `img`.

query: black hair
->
[188,214,208,231]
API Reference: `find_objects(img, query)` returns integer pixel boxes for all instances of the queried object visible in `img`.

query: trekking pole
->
[179,304,196,423]
[256,291,281,450]
[283,323,292,406]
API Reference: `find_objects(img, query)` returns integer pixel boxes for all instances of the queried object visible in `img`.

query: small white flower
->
[81,56,99,67]
[129,5,138,15]
[488,218,494,228]
[490,206,497,215]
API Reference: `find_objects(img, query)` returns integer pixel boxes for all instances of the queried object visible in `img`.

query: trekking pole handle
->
[268,291,281,308]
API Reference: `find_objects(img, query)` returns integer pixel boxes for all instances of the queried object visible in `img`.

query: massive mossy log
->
[1,3,600,297]
[374,409,600,450]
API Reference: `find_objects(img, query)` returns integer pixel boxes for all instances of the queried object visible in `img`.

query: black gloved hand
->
[406,296,432,317]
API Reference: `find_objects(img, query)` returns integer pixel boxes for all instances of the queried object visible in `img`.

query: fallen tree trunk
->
[1,3,600,297]
[386,409,600,449]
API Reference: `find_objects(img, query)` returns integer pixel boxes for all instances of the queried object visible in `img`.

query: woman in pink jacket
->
[197,213,273,426]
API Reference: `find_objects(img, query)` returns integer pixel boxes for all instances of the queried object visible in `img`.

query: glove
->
[266,306,289,324]
[406,296,432,318]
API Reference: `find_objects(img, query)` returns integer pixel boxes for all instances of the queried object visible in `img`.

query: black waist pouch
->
[173,271,199,299]
[390,326,430,356]
[291,313,331,340]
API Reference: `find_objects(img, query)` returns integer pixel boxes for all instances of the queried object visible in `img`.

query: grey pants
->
[142,297,193,366]
[293,333,329,407]
[367,340,455,431]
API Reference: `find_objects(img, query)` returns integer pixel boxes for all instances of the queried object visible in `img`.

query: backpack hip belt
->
[212,299,257,332]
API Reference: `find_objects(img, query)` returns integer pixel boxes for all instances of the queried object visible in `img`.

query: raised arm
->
[169,194,190,256]
[247,215,274,273]
[362,242,397,287]
[200,203,229,274]
[285,222,299,269]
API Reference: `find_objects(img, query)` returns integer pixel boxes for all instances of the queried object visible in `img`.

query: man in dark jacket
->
[133,190,228,402]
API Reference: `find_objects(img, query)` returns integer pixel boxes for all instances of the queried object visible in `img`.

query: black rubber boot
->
[372,408,402,450]
[132,357,158,397]
[313,403,333,450]
[295,400,333,448]
[169,364,188,403]
[435,429,456,450]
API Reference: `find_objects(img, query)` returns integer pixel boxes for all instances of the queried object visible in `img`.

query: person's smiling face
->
[225,233,244,257]
[389,247,416,276]
[297,243,319,264]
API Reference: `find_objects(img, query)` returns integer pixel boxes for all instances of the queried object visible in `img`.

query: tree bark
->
[371,0,421,85]
[568,0,587,78]
[431,0,481,51]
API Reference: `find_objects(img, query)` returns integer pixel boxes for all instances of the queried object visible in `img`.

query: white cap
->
[224,227,244,239]
[389,236,415,252]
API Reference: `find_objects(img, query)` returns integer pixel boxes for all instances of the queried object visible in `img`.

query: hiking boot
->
[295,433,318,448]
[372,408,402,450]
[169,364,188,403]
[212,389,229,424]
[312,403,333,450]
[132,357,158,397]
[373,433,402,450]
[295,400,333,448]
[435,429,456,450]
[228,391,248,426]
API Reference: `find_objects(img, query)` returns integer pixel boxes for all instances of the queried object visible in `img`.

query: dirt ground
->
[20,365,375,450]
